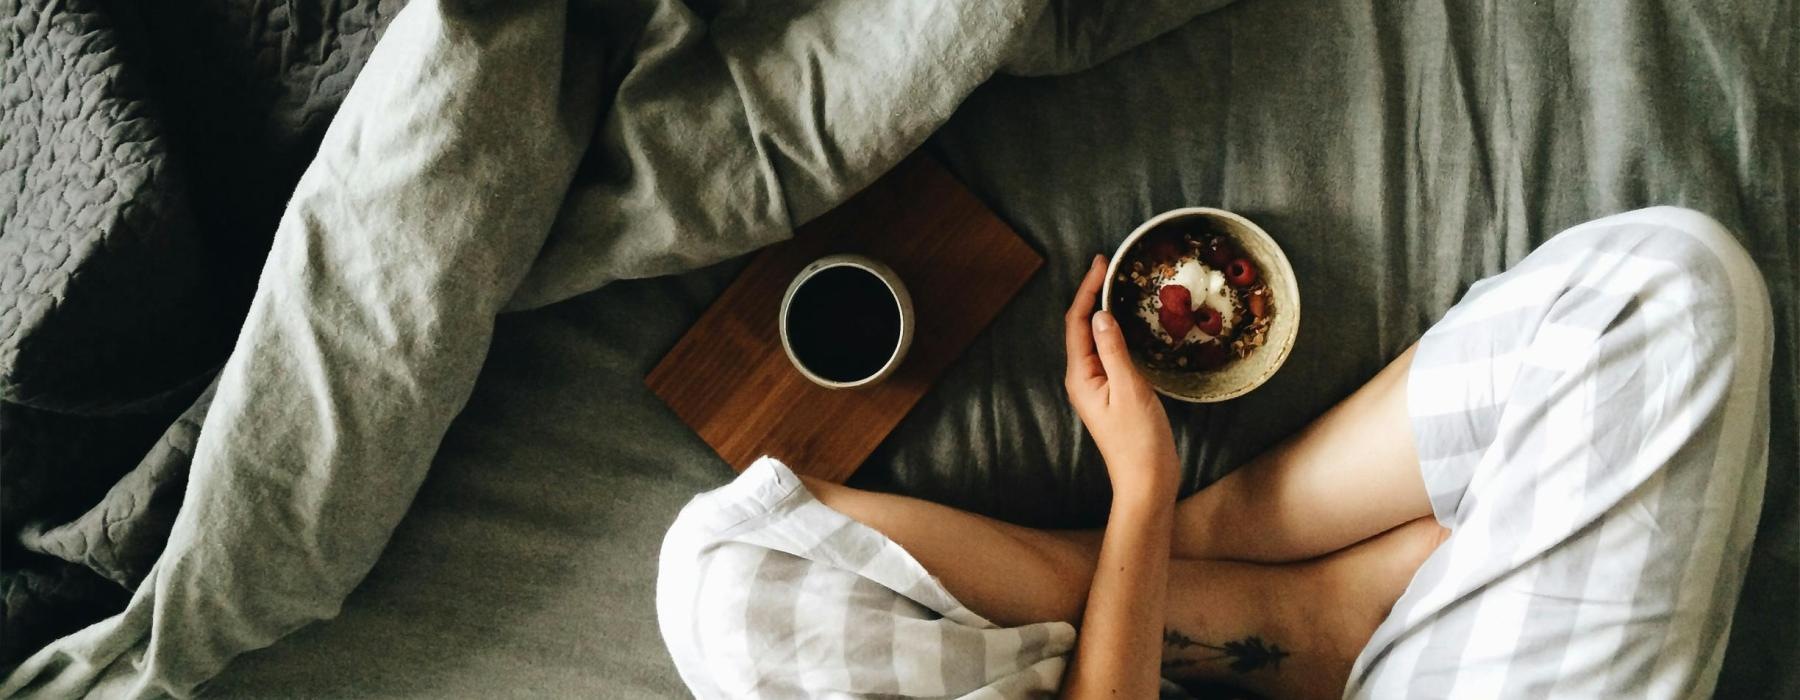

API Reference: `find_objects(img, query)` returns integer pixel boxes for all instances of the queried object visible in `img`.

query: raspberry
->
[1226,258,1259,286]
[1193,340,1232,369]
[1157,285,1194,339]
[1202,237,1237,267]
[1157,284,1193,311]
[1195,306,1223,336]
[1145,235,1182,264]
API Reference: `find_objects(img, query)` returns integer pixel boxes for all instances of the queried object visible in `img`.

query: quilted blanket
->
[1,0,398,665]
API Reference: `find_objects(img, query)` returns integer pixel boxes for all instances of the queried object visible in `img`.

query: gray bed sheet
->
[210,0,1796,697]
[209,270,743,697]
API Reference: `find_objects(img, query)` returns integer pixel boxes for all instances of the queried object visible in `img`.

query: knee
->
[1641,207,1771,339]
[1583,207,1771,345]
[1637,207,1755,273]
[799,474,860,517]
[1535,207,1772,386]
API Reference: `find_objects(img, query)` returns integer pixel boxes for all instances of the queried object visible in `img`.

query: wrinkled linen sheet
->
[1,0,1231,696]
[3,0,1794,698]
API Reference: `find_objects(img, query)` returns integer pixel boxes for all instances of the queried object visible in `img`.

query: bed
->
[3,0,1793,697]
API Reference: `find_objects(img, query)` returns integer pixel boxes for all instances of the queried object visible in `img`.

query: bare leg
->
[1160,518,1446,700]
[804,478,1445,699]
[801,476,1099,626]
[1174,343,1435,563]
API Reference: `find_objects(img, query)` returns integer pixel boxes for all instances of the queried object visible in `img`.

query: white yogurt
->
[1132,258,1241,346]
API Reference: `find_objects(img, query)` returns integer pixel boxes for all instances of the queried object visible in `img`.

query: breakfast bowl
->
[1101,207,1300,403]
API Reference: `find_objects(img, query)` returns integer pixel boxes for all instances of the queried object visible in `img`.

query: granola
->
[1110,221,1274,371]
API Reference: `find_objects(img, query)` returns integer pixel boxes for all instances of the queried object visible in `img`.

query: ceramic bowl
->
[1100,208,1300,403]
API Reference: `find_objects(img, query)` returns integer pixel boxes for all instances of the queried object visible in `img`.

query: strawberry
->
[1157,285,1195,340]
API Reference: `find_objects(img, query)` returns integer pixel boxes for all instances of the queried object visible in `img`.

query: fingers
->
[1064,255,1109,382]
[1071,254,1107,313]
[1090,310,1140,397]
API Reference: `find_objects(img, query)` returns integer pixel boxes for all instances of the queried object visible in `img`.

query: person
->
[656,207,1772,699]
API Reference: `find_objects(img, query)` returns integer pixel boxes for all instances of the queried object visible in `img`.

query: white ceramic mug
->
[778,254,915,389]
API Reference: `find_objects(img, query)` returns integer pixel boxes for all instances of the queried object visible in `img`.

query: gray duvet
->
[2,0,1794,698]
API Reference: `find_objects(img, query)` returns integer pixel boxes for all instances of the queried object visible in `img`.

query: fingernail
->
[1092,254,1106,267]
[1092,311,1114,332]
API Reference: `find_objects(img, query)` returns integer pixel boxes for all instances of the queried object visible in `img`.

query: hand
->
[1064,255,1180,503]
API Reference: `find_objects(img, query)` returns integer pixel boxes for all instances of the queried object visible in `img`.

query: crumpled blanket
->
[0,0,1233,696]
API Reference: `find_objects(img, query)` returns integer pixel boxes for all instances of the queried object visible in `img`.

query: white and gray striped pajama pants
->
[657,207,1773,699]
[1349,206,1773,698]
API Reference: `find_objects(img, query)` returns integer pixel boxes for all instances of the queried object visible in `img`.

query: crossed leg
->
[802,343,1446,699]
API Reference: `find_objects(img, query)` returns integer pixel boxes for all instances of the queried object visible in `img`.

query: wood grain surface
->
[645,156,1044,483]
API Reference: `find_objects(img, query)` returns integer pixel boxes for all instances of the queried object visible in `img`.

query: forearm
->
[1060,491,1173,699]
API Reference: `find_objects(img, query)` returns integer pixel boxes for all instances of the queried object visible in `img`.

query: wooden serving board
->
[646,156,1043,483]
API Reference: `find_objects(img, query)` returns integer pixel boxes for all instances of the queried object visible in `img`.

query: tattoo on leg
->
[1162,629,1291,674]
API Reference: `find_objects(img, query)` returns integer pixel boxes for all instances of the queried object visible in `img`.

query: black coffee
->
[786,266,902,383]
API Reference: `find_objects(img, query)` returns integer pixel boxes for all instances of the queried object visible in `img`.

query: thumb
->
[1090,311,1138,386]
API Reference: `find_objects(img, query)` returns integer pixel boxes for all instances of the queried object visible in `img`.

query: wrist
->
[1110,482,1177,515]
[1108,492,1175,544]
[1102,451,1180,504]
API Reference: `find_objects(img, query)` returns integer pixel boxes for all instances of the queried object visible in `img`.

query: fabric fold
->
[4,0,601,695]
[3,0,1234,695]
